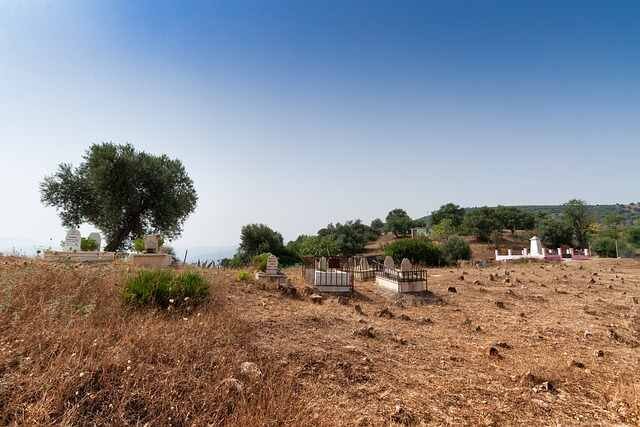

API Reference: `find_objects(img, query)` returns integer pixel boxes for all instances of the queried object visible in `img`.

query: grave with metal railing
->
[302,256,354,293]
[374,257,427,293]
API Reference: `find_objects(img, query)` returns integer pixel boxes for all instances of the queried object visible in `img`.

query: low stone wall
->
[130,254,172,267]
[43,251,115,263]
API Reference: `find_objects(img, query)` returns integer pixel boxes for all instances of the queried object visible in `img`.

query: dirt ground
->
[1,257,640,426]
[226,258,640,425]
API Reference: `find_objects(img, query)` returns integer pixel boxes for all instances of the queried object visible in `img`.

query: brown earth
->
[1,257,640,425]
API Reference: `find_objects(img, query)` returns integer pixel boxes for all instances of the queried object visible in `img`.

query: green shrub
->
[81,237,98,251]
[122,269,209,307]
[591,236,633,258]
[237,271,251,281]
[441,236,471,265]
[252,253,272,272]
[384,238,442,266]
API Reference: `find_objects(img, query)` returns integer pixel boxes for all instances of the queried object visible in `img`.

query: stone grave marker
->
[360,257,370,270]
[317,256,328,271]
[266,254,279,275]
[400,258,413,271]
[64,228,81,252]
[143,235,160,253]
[88,232,101,251]
[384,256,395,270]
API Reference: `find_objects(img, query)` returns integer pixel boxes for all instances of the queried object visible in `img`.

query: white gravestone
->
[88,232,101,251]
[265,255,279,275]
[64,228,81,252]
[317,256,328,272]
[360,257,370,270]
[143,235,160,253]
[400,258,413,271]
[383,256,395,270]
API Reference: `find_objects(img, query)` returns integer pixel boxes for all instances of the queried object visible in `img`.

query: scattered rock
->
[278,281,297,297]
[473,279,481,286]
[418,317,432,325]
[584,330,593,339]
[377,307,394,319]
[493,341,512,349]
[495,301,506,309]
[355,416,370,426]
[392,335,408,345]
[489,274,496,281]
[310,294,323,304]
[390,404,415,425]
[337,296,349,305]
[504,278,511,284]
[354,325,376,338]
[447,286,457,293]
[532,381,556,393]
[589,278,596,284]
[631,297,639,305]
[240,362,262,380]
[399,314,411,321]
[568,359,585,369]
[474,325,483,333]
[354,304,365,316]
[458,275,465,281]
[488,346,501,358]
[301,285,315,297]
[595,349,605,358]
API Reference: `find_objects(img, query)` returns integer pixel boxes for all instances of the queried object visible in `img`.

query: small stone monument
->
[530,236,543,257]
[317,256,328,272]
[143,235,160,253]
[63,228,81,252]
[400,258,413,271]
[360,257,370,270]
[88,232,101,251]
[255,254,287,284]
[265,254,279,275]
[383,256,395,270]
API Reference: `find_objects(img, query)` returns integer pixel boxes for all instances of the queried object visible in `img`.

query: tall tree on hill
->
[563,199,592,248]
[40,143,198,251]
[238,224,284,259]
[385,209,413,237]
[462,207,499,242]
[431,203,465,228]
[370,218,385,236]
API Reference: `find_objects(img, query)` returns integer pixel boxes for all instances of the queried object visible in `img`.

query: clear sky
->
[1,1,639,252]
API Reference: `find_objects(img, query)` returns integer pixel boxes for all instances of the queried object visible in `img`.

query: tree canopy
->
[563,199,592,248]
[40,143,197,251]
[431,203,465,228]
[385,209,413,237]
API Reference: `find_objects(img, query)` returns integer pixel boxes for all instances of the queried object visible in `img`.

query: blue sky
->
[1,1,638,252]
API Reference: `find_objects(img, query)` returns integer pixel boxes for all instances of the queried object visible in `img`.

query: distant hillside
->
[420,203,640,225]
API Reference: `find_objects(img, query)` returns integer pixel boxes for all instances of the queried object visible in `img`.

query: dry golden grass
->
[2,257,640,425]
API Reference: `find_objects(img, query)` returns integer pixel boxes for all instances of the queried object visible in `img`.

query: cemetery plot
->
[302,256,354,293]
[375,256,428,293]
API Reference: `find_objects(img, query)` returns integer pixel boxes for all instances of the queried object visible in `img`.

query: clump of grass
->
[237,270,251,282]
[122,269,209,307]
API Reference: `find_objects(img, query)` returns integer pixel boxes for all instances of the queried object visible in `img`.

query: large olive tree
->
[40,143,198,251]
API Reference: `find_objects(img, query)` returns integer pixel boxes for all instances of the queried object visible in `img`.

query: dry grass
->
[2,257,640,425]
[0,259,313,426]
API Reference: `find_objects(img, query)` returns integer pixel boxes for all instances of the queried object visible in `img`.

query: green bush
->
[252,252,272,272]
[122,269,209,307]
[237,271,251,281]
[441,236,472,265]
[384,238,442,266]
[81,237,98,251]
[591,236,633,258]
